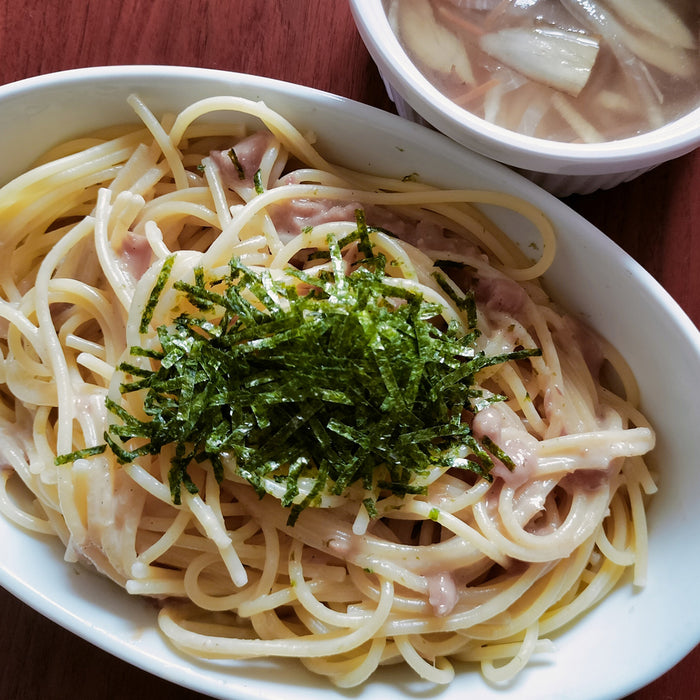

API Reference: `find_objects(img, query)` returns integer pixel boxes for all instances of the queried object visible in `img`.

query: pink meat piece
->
[119,232,152,281]
[211,131,275,190]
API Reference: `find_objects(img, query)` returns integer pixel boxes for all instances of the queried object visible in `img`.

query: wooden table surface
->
[0,1,698,698]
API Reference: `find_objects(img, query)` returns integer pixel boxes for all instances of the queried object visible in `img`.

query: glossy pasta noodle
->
[0,95,656,687]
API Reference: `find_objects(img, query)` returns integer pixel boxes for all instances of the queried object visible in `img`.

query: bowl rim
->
[349,0,700,173]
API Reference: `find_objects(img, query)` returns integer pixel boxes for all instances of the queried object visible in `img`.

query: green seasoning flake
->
[54,444,107,466]
[227,147,246,180]
[253,169,264,194]
[139,254,175,333]
[105,213,540,522]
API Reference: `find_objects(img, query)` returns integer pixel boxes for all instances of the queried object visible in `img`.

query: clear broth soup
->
[386,0,700,143]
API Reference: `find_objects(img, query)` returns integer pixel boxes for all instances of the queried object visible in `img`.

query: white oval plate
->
[1,65,699,700]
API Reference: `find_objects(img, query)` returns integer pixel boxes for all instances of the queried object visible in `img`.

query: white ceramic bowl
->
[349,0,700,196]
[1,65,700,700]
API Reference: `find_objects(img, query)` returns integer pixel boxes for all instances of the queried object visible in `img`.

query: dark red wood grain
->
[0,1,697,698]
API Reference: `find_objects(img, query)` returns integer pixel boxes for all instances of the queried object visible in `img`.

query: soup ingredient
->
[560,0,694,78]
[480,26,600,96]
[396,0,475,84]
[602,0,695,49]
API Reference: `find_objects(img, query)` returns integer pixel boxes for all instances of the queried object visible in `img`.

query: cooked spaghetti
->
[0,95,656,687]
